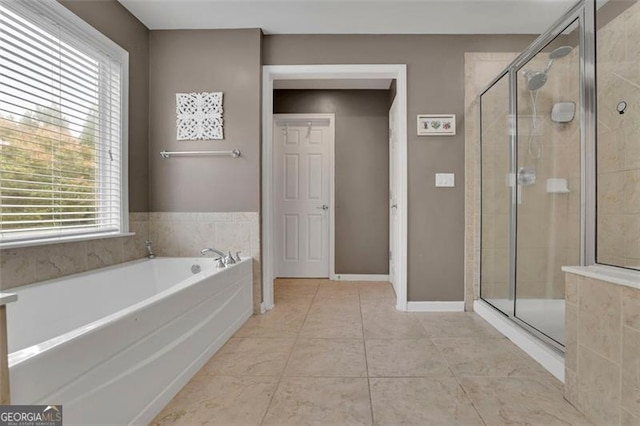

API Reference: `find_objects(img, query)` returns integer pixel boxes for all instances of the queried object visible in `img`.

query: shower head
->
[522,45,573,91]
[523,70,548,91]
[544,45,573,72]
[548,46,573,60]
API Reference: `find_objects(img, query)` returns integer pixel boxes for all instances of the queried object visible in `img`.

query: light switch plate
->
[435,173,455,187]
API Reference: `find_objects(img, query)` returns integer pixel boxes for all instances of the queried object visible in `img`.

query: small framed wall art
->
[417,114,456,136]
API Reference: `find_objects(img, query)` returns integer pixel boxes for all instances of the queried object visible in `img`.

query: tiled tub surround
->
[596,1,640,268]
[564,272,640,425]
[0,213,150,291]
[148,212,261,312]
[0,212,262,312]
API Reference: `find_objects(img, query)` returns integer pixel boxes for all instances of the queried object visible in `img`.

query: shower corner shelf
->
[546,178,570,194]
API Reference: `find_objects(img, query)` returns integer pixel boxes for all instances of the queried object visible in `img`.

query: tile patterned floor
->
[152,279,591,425]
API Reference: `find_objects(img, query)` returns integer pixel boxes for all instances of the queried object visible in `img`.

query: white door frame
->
[273,113,336,279]
[388,94,400,296]
[262,64,409,312]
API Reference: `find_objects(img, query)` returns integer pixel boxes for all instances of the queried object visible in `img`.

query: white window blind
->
[0,0,128,247]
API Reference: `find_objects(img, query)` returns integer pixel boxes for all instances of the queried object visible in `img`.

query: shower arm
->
[544,59,555,73]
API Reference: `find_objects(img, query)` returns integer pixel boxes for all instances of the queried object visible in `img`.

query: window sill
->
[0,293,18,306]
[562,265,640,290]
[0,232,136,250]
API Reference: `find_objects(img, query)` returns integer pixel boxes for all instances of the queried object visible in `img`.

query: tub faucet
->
[201,248,228,269]
[200,247,226,258]
[145,240,156,259]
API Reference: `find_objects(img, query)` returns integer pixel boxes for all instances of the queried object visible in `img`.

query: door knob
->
[391,204,398,209]
[316,205,329,210]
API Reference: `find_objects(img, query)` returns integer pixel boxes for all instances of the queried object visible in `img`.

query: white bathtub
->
[6,257,253,425]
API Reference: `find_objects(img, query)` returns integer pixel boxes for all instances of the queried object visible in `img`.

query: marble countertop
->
[562,265,640,290]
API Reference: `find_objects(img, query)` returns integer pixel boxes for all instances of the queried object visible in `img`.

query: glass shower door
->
[514,30,581,346]
[480,73,512,315]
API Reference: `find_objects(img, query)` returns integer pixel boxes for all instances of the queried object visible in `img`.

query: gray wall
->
[274,90,390,275]
[59,0,150,212]
[264,35,536,301]
[148,29,262,212]
[41,8,539,302]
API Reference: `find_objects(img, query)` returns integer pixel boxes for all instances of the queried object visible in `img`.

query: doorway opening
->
[262,65,408,312]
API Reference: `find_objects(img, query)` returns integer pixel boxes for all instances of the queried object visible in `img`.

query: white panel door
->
[389,97,400,294]
[274,116,332,277]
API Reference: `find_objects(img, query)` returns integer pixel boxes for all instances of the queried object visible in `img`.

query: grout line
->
[575,277,581,411]
[618,288,624,423]
[271,374,369,379]
[454,375,488,426]
[258,280,320,426]
[358,287,376,426]
[449,374,566,382]
[428,333,458,380]
[427,328,487,425]
[612,71,640,90]
[576,342,621,368]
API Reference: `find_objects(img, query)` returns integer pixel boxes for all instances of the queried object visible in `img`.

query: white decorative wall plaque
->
[176,92,223,140]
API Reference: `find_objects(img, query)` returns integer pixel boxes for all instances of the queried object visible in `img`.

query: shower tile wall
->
[148,212,261,312]
[564,272,640,425]
[597,0,640,268]
[0,213,150,291]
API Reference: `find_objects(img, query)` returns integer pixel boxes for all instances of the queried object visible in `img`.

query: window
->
[0,0,128,247]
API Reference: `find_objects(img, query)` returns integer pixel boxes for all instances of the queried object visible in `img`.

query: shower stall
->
[478,1,590,351]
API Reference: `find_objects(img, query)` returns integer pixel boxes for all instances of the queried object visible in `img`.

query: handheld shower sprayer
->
[520,45,573,161]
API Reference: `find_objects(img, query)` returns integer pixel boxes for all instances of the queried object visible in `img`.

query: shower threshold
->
[474,299,565,382]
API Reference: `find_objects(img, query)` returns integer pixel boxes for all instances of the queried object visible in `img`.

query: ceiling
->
[117,0,579,34]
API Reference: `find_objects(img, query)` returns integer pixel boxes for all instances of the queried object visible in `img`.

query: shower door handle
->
[517,167,536,186]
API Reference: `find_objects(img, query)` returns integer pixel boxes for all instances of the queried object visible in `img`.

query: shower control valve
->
[517,167,537,186]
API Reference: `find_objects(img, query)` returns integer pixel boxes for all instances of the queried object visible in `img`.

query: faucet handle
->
[234,251,241,262]
[144,240,156,259]
[225,251,236,265]
[215,257,226,269]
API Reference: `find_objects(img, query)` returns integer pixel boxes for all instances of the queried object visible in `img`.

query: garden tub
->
[6,257,252,425]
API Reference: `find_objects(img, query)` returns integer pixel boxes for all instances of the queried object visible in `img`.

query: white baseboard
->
[333,274,390,282]
[474,299,565,382]
[260,301,274,313]
[406,301,464,312]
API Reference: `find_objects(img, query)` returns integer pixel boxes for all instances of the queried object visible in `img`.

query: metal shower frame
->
[478,0,596,352]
